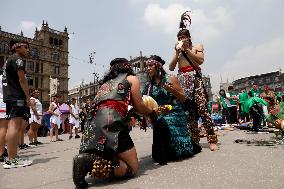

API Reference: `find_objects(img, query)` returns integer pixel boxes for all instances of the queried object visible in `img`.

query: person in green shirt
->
[245,91,268,132]
[238,90,249,122]
[250,84,261,98]
[275,90,283,104]
[218,89,229,124]
[208,101,212,114]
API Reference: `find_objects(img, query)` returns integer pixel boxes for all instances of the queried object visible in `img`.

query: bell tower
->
[34,20,69,104]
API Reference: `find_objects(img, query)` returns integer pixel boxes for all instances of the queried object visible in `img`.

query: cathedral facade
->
[0,21,69,110]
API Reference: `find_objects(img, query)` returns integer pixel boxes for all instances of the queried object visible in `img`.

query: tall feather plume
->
[179,11,191,29]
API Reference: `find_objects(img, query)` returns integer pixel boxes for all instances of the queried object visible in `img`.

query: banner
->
[50,77,59,96]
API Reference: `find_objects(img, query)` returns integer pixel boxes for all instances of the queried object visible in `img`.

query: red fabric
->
[212,104,219,111]
[97,100,128,117]
[178,66,200,73]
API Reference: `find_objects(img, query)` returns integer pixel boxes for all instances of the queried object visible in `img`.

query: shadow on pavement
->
[18,150,36,154]
[32,156,59,165]
[19,153,41,158]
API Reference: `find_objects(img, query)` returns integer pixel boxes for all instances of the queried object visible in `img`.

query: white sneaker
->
[3,158,32,169]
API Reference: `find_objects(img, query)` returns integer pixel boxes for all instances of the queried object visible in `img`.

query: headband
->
[146,59,163,66]
[11,43,27,50]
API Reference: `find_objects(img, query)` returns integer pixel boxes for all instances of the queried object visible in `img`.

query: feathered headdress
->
[179,11,191,29]
[177,11,191,37]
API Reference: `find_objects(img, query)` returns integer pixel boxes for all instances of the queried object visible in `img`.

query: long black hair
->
[219,89,226,98]
[101,58,135,83]
[148,55,166,83]
[146,55,167,95]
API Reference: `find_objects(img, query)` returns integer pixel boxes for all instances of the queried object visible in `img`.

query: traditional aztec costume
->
[144,58,200,164]
[72,61,136,188]
[266,102,284,134]
[175,11,217,144]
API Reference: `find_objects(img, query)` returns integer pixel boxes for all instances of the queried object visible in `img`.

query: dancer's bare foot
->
[209,143,218,151]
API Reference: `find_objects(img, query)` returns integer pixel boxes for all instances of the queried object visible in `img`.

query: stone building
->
[68,84,80,104]
[233,70,283,92]
[68,81,100,108]
[129,51,148,90]
[0,21,69,110]
[219,82,233,92]
[203,75,213,101]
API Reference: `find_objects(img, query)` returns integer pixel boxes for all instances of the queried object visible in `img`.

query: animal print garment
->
[181,74,218,144]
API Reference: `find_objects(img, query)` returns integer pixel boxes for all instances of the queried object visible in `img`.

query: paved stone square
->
[0,128,284,189]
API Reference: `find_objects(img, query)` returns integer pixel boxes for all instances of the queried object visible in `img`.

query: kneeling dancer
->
[72,58,154,188]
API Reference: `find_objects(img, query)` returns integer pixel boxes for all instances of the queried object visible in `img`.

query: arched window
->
[54,64,60,74]
[52,52,60,62]
[0,41,9,53]
[30,48,39,59]
[49,37,54,45]
[26,75,34,86]
[54,38,58,46]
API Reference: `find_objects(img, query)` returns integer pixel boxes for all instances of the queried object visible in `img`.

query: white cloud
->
[221,36,284,81]
[143,3,232,41]
[20,21,36,30]
[144,3,191,33]
[19,21,39,37]
[208,36,284,92]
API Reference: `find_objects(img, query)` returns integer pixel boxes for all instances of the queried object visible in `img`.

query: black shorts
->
[6,100,30,121]
[116,130,134,153]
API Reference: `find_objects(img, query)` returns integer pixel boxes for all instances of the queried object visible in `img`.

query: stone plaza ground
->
[0,127,284,189]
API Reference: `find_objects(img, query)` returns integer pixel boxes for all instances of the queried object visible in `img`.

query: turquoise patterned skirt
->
[155,104,194,160]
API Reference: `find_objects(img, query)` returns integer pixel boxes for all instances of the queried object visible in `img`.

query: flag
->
[50,77,59,96]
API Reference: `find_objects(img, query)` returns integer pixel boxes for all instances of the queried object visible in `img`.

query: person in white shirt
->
[0,73,8,162]
[48,94,63,142]
[27,89,43,145]
[69,98,80,139]
[226,86,239,124]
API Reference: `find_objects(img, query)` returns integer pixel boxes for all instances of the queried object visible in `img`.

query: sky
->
[1,0,284,93]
